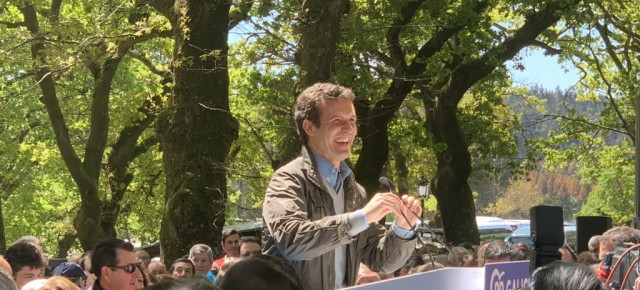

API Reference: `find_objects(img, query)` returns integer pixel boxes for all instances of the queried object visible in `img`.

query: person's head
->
[220,230,241,258]
[142,275,219,290]
[528,261,607,290]
[169,258,194,279]
[79,250,96,288]
[218,255,303,290]
[42,275,79,290]
[239,236,261,258]
[188,244,213,275]
[0,256,12,277]
[483,240,513,264]
[577,251,600,265]
[69,252,82,264]
[461,254,477,267]
[0,268,17,290]
[134,250,151,268]
[52,262,87,289]
[216,257,241,280]
[132,264,147,289]
[14,236,41,248]
[588,235,601,258]
[514,242,531,260]
[90,238,138,290]
[147,260,168,278]
[559,244,577,262]
[599,226,640,259]
[4,242,45,288]
[294,83,357,167]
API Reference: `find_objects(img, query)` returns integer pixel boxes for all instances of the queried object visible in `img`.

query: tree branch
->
[229,0,254,30]
[528,39,563,56]
[386,0,425,73]
[0,21,26,28]
[544,114,630,137]
[128,51,170,77]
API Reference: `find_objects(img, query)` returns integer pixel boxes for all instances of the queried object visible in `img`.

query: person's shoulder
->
[274,156,306,175]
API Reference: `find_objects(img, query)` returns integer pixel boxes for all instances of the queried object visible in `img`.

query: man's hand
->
[361,192,405,224]
[361,193,422,230]
[393,195,422,230]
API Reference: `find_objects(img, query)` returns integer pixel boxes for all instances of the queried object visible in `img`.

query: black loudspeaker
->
[530,205,564,247]
[530,205,564,273]
[576,216,612,253]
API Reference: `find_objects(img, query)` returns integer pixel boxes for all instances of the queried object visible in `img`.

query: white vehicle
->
[476,216,513,235]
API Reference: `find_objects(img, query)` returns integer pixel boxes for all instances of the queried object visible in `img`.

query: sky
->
[508,48,580,91]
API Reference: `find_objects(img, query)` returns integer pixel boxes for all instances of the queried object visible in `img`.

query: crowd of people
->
[0,225,636,290]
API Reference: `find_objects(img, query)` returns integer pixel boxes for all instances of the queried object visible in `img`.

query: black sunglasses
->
[110,263,140,274]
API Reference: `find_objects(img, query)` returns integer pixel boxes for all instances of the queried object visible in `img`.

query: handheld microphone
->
[379,176,398,195]
[378,176,462,266]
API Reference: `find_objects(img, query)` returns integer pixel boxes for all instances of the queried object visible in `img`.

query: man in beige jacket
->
[262,83,421,289]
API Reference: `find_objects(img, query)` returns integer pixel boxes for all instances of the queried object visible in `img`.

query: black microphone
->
[378,176,462,267]
[379,176,398,195]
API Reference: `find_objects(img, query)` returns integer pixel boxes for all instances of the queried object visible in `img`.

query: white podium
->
[346,267,485,290]
[346,261,532,290]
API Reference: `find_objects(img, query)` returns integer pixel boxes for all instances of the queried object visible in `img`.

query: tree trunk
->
[56,233,78,258]
[158,0,238,263]
[273,0,350,169]
[426,98,480,244]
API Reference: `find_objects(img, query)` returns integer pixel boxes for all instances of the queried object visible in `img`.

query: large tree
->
[150,0,251,263]
[1,1,170,250]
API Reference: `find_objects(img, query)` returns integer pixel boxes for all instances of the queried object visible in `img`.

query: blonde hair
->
[41,276,79,290]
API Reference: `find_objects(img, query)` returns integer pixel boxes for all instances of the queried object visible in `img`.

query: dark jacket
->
[262,147,416,290]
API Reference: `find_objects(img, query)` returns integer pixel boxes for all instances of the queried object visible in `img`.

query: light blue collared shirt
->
[311,151,414,239]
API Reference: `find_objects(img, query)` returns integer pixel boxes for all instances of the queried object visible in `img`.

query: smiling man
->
[262,83,421,290]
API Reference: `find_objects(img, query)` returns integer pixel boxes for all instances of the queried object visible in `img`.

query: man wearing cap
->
[53,262,87,289]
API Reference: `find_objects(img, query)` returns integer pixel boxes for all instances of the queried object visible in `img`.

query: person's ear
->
[101,266,110,279]
[302,119,315,137]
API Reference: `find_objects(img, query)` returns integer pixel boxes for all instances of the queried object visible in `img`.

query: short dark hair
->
[222,230,240,243]
[529,261,607,290]
[239,236,261,247]
[294,83,356,143]
[218,254,303,290]
[4,242,44,276]
[168,258,195,275]
[484,240,513,261]
[90,238,134,278]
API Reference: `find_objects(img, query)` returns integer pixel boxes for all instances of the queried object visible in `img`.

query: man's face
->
[239,242,261,258]
[14,266,43,288]
[132,266,145,289]
[190,252,212,275]
[134,250,150,267]
[171,262,193,279]
[599,241,613,260]
[102,249,138,290]
[222,234,241,258]
[304,98,357,167]
[148,261,168,278]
